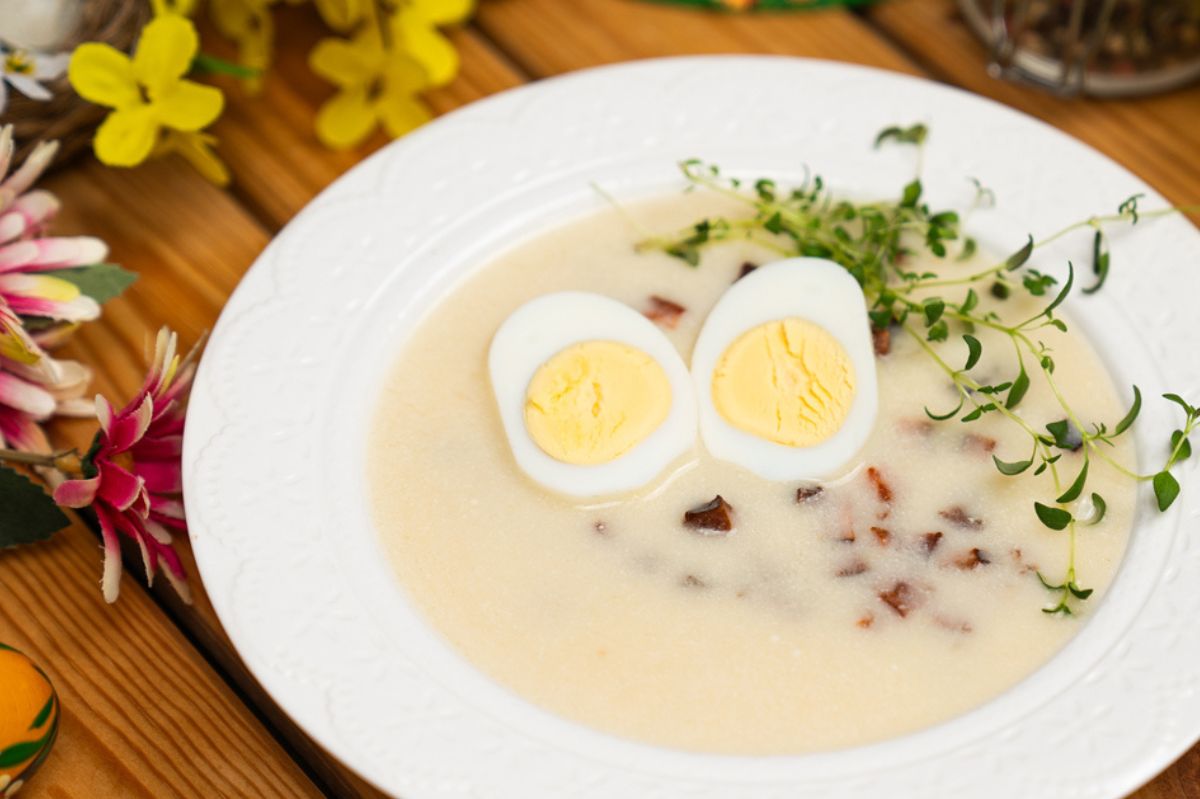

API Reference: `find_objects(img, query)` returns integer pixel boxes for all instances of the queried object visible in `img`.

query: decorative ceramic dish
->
[184,56,1200,798]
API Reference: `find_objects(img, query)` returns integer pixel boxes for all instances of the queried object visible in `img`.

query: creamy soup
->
[369,192,1134,754]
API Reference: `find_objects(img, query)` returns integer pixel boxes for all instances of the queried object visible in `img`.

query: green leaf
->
[868,309,893,330]
[961,403,995,423]
[957,237,977,262]
[923,298,945,326]
[1086,492,1107,525]
[874,123,928,148]
[1118,193,1144,224]
[1006,366,1030,409]
[1040,261,1075,319]
[1034,502,1072,530]
[1068,582,1093,600]
[1037,571,1065,591]
[963,334,982,370]
[1153,471,1181,511]
[960,288,979,314]
[1163,393,1196,417]
[0,739,45,768]
[1045,419,1081,450]
[1171,430,1193,462]
[53,263,138,305]
[1114,385,1141,435]
[925,396,964,421]
[1005,235,1034,271]
[1057,459,1089,503]
[30,695,54,730]
[901,179,922,209]
[926,319,948,342]
[191,52,263,79]
[0,466,70,549]
[1022,269,1056,296]
[1082,230,1110,295]
[990,281,1010,300]
[993,454,1032,475]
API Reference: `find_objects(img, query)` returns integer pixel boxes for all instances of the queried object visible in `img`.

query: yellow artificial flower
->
[394,0,473,86]
[150,0,198,15]
[310,23,432,149]
[209,0,276,93]
[312,0,373,31]
[154,130,231,186]
[68,16,224,168]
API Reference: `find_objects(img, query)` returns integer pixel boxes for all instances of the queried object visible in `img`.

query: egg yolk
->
[525,341,672,465]
[711,318,856,447]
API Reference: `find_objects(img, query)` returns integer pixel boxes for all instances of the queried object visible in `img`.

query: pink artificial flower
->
[54,328,195,604]
[0,125,104,322]
[0,297,91,453]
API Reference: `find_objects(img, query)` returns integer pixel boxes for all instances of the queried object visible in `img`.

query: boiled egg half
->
[691,258,878,480]
[489,292,696,498]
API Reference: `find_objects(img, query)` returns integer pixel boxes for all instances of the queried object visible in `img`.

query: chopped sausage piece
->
[879,581,921,618]
[736,261,758,281]
[795,484,824,504]
[681,574,707,589]
[899,418,935,437]
[856,613,875,629]
[919,531,944,555]
[962,433,997,454]
[684,495,734,533]
[872,326,891,356]
[934,615,973,634]
[644,295,687,329]
[949,548,991,570]
[1010,547,1038,575]
[836,559,869,577]
[939,505,983,530]
[866,466,894,503]
[871,526,891,545]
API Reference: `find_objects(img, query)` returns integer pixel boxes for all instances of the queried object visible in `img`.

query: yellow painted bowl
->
[0,644,59,796]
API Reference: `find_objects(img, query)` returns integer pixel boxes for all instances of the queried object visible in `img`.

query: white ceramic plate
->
[184,57,1200,798]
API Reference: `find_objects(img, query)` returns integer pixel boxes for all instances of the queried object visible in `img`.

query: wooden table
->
[2,1,1198,796]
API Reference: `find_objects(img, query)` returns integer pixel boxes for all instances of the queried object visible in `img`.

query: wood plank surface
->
[0,516,322,798]
[476,0,919,75]
[209,5,524,231]
[41,155,389,799]
[864,0,1200,222]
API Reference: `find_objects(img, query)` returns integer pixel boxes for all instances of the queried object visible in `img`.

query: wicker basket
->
[2,0,151,163]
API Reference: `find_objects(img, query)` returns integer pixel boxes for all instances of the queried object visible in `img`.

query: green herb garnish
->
[638,126,1200,615]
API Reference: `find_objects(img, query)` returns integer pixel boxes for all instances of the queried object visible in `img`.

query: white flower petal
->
[6,74,51,101]
[33,51,70,79]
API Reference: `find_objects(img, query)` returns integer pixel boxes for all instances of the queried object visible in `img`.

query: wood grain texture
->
[0,518,322,798]
[475,0,919,76]
[865,0,1200,223]
[20,9,527,797]
[6,1,1198,796]
[37,156,391,799]
[207,4,524,231]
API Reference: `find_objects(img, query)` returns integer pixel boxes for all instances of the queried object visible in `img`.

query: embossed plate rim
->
[184,56,1200,799]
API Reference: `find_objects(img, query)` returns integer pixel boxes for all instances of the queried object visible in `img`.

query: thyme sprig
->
[640,125,1199,615]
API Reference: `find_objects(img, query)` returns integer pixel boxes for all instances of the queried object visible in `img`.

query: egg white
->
[691,257,879,481]
[489,291,697,498]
